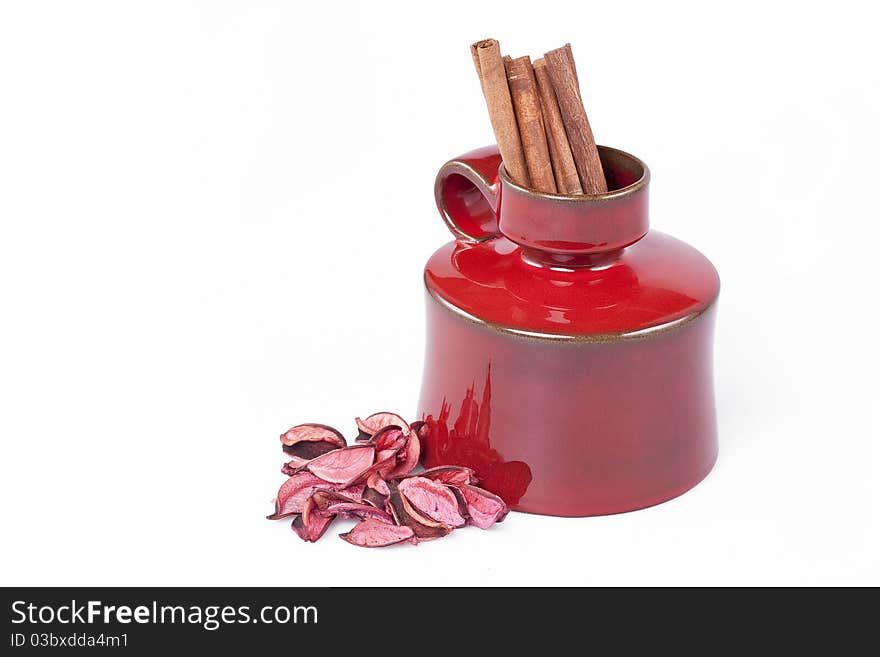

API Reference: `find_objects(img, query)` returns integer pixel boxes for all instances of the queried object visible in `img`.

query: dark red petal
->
[398,477,466,527]
[308,490,394,524]
[454,483,509,529]
[449,485,469,520]
[339,518,414,548]
[343,451,397,487]
[301,494,320,529]
[373,426,408,452]
[283,440,341,460]
[280,423,346,448]
[376,448,399,462]
[339,484,366,500]
[307,490,357,511]
[355,412,411,437]
[388,430,422,478]
[305,445,375,484]
[291,512,334,542]
[362,484,388,509]
[387,480,453,540]
[399,494,451,530]
[281,456,310,475]
[339,428,409,487]
[266,472,328,520]
[367,472,389,496]
[414,465,478,486]
[280,424,347,462]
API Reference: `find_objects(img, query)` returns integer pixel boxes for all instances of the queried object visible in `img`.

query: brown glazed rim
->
[500,145,650,204]
[425,281,716,343]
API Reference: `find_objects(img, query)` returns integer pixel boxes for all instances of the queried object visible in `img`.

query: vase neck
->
[519,246,626,270]
[497,146,650,263]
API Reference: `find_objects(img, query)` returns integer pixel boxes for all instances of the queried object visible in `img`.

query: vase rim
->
[498,144,650,203]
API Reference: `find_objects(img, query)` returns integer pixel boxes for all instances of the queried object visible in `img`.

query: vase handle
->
[434,146,502,243]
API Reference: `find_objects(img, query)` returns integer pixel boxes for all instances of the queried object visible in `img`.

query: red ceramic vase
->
[417,145,720,516]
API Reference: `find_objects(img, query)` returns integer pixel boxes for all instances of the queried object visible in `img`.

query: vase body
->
[418,145,720,516]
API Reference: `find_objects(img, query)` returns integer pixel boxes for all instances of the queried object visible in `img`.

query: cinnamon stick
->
[544,45,606,194]
[470,39,530,186]
[504,56,556,193]
[559,43,578,87]
[533,58,582,195]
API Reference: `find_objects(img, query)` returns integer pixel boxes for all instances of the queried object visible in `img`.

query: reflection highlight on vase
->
[421,363,533,506]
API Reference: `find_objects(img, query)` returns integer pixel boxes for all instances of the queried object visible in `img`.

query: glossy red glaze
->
[419,146,720,516]
[499,146,649,258]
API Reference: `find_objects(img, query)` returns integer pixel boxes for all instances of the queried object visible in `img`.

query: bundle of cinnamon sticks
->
[470,39,606,195]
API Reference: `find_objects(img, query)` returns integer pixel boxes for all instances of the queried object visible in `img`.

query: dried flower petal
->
[373,426,408,453]
[454,483,509,529]
[362,485,388,510]
[309,490,394,524]
[449,485,470,520]
[387,480,453,540]
[340,426,409,486]
[339,483,366,500]
[345,451,397,487]
[388,430,421,478]
[398,477,466,527]
[281,423,346,447]
[355,412,410,438]
[375,448,399,463]
[291,512,334,542]
[339,518,414,548]
[281,456,310,475]
[280,424,346,461]
[300,494,321,529]
[267,472,329,520]
[284,441,342,461]
[304,444,376,484]
[414,465,478,486]
[367,472,390,496]
[399,493,451,531]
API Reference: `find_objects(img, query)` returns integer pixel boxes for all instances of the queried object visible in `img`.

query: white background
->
[1,1,877,586]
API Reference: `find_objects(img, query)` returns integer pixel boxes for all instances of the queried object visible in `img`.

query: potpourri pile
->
[268,412,509,547]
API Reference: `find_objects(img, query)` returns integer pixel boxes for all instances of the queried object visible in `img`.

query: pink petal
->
[281,423,346,447]
[280,424,347,462]
[339,484,366,500]
[309,490,394,524]
[367,472,389,496]
[266,472,328,520]
[398,477,466,527]
[355,412,410,438]
[374,429,408,456]
[387,480,453,540]
[305,445,375,484]
[414,465,478,486]
[281,456,310,475]
[388,430,421,478]
[455,483,509,529]
[291,512,334,542]
[344,451,397,486]
[339,518,414,548]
